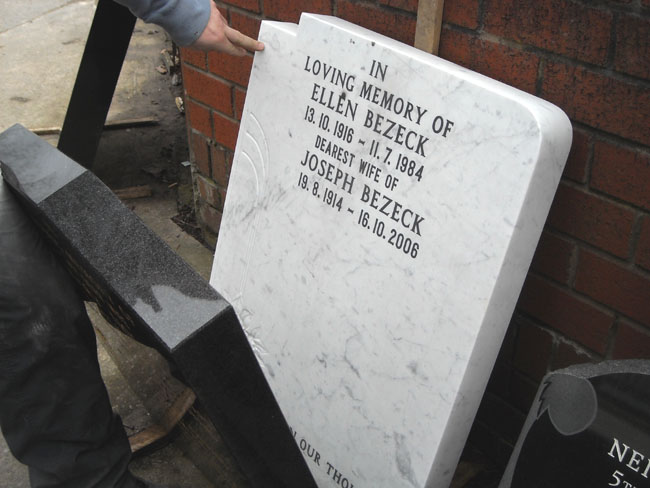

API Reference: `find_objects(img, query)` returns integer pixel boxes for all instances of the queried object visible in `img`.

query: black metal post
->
[57,0,136,169]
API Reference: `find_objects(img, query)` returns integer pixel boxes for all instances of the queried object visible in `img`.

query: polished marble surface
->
[212,14,572,488]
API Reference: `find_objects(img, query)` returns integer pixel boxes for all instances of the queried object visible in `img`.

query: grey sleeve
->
[113,0,211,46]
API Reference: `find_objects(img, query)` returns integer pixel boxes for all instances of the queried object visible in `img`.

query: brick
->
[517,274,614,354]
[196,174,224,208]
[547,183,635,258]
[576,249,650,328]
[181,47,207,70]
[486,360,511,398]
[563,128,590,184]
[613,321,650,359]
[476,393,526,444]
[198,201,223,235]
[182,65,233,116]
[508,371,539,414]
[212,112,240,150]
[265,0,331,22]
[234,87,247,120]
[553,341,594,370]
[483,0,612,66]
[208,51,254,87]
[442,0,480,30]
[592,141,650,211]
[378,0,418,14]
[530,231,575,285]
[337,0,417,45]
[513,320,554,382]
[438,29,539,94]
[186,100,212,138]
[210,144,232,188]
[190,132,211,176]
[497,318,518,364]
[224,0,260,13]
[614,14,650,79]
[637,216,650,272]
[229,10,261,40]
[541,61,650,146]
[466,421,515,468]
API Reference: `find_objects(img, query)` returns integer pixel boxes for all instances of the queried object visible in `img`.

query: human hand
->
[191,0,264,55]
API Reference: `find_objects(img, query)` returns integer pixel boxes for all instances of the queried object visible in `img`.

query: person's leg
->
[0,181,132,487]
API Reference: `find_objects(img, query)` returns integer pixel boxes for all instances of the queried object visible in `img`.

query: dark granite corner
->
[501,360,650,488]
[174,307,316,488]
[0,124,316,488]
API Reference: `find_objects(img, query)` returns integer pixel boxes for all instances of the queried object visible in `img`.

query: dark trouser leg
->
[0,182,132,488]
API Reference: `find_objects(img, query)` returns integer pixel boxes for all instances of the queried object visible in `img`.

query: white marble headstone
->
[210,14,571,488]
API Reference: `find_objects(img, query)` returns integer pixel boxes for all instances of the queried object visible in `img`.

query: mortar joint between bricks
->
[628,212,646,263]
[603,317,621,359]
[477,0,487,31]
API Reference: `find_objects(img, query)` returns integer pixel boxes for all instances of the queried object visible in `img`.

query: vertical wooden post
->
[414,0,446,55]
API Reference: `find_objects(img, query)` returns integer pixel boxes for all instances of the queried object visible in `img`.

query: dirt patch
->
[172,204,209,249]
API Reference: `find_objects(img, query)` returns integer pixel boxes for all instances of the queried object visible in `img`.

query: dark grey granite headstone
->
[500,360,650,488]
[0,124,316,488]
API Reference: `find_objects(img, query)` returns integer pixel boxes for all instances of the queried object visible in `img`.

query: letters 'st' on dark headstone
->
[0,124,317,488]
[500,360,650,488]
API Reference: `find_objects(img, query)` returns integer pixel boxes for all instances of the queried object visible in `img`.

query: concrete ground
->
[1,1,216,486]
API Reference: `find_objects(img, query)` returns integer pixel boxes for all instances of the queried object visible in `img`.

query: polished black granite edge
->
[175,308,318,488]
[0,124,317,488]
[40,171,227,350]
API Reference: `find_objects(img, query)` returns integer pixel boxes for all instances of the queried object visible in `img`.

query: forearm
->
[112,0,211,46]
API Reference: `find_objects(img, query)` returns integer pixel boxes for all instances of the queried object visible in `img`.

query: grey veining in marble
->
[212,14,572,488]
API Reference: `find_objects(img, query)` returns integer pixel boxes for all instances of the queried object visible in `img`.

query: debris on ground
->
[172,205,207,248]
[175,97,184,113]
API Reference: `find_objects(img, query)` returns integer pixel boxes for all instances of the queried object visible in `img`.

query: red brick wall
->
[180,0,650,466]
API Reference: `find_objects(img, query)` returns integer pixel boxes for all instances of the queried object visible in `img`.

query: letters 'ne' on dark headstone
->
[0,123,317,488]
[500,360,650,488]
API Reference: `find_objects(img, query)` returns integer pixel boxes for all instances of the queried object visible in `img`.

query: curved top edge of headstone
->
[551,359,650,379]
[295,13,572,142]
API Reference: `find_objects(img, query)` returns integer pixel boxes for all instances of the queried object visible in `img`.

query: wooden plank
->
[414,0,446,55]
[92,306,249,485]
[31,117,159,136]
[114,185,153,200]
[127,387,197,454]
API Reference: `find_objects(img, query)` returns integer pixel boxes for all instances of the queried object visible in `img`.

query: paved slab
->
[0,0,94,131]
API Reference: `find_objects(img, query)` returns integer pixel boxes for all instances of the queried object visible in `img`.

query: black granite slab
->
[500,360,650,488]
[0,124,317,488]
